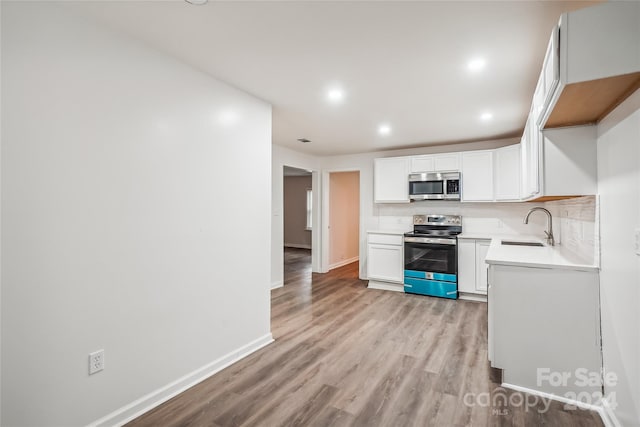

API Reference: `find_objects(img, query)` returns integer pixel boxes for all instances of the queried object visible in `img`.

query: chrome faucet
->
[524,207,555,246]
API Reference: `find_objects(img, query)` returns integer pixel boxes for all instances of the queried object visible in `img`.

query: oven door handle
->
[404,237,457,245]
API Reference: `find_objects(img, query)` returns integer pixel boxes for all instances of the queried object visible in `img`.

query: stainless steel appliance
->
[409,171,461,201]
[404,214,462,299]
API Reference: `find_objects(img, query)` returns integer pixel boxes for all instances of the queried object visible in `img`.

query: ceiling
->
[69,0,599,156]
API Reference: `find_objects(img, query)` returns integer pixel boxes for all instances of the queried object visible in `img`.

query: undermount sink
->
[501,240,545,247]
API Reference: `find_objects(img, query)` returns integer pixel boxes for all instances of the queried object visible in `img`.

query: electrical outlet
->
[89,350,104,375]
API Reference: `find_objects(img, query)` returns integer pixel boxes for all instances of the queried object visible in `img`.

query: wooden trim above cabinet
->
[545,72,640,129]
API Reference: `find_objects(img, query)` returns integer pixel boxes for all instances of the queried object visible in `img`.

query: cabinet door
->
[520,128,530,199]
[475,241,490,293]
[520,117,540,199]
[527,121,541,197]
[367,244,403,283]
[374,157,410,203]
[461,151,494,201]
[495,145,521,201]
[434,153,460,171]
[542,26,559,112]
[410,155,434,173]
[488,265,494,363]
[457,239,476,293]
[543,126,597,197]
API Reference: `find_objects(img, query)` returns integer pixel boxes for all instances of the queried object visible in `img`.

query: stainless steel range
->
[403,214,462,299]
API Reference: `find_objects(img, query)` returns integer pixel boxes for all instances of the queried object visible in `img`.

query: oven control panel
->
[413,214,461,226]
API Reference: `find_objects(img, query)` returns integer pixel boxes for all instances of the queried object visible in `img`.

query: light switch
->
[635,228,640,256]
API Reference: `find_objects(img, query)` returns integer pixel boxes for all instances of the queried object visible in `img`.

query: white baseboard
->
[284,243,311,249]
[88,333,274,427]
[459,292,487,302]
[367,280,404,292]
[329,256,359,270]
[599,396,623,427]
[271,280,283,289]
[501,382,608,424]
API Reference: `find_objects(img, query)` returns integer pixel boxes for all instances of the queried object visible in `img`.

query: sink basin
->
[501,240,544,247]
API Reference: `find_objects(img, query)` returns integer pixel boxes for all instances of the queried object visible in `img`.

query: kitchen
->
[272,1,638,425]
[2,1,639,426]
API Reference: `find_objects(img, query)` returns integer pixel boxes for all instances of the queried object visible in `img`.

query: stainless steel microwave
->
[409,171,461,200]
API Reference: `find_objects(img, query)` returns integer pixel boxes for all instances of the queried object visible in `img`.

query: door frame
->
[321,168,362,276]
[281,164,321,275]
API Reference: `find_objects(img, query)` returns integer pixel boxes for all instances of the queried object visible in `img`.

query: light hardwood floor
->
[127,248,604,426]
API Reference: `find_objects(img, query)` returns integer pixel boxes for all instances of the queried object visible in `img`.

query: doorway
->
[282,166,313,286]
[327,171,360,271]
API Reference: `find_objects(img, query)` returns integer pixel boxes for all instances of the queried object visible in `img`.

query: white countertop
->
[457,233,494,240]
[485,237,599,272]
[367,229,598,272]
[367,229,409,235]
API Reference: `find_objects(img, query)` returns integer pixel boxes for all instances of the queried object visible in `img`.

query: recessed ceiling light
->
[297,138,311,144]
[480,112,493,121]
[327,88,344,103]
[185,0,208,4]
[468,57,487,72]
[378,124,392,136]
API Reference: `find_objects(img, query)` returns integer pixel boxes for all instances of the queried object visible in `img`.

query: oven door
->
[404,237,457,275]
[403,237,458,299]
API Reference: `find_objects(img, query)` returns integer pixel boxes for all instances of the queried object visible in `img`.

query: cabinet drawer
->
[403,278,458,299]
[404,270,456,283]
[368,233,403,246]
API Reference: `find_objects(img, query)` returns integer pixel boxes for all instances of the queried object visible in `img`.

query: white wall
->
[329,171,359,268]
[1,3,272,426]
[271,144,321,288]
[596,89,640,426]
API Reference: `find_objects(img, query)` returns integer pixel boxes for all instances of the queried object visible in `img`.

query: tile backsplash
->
[547,196,598,266]
[374,195,598,265]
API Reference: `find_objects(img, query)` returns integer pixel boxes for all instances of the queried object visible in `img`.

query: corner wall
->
[1,3,272,425]
[271,145,321,288]
[596,88,640,427]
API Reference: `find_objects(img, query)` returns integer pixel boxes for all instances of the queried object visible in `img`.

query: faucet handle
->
[543,231,555,246]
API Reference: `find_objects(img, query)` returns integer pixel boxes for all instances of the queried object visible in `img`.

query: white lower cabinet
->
[367,232,404,290]
[475,241,490,292]
[488,263,601,397]
[458,238,490,296]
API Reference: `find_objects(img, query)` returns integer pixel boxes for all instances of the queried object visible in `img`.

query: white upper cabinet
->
[540,2,640,128]
[520,114,540,200]
[374,157,410,203]
[461,150,494,202]
[410,155,435,173]
[539,26,559,122]
[494,144,521,201]
[434,153,460,171]
[541,126,597,197]
[409,153,460,173]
